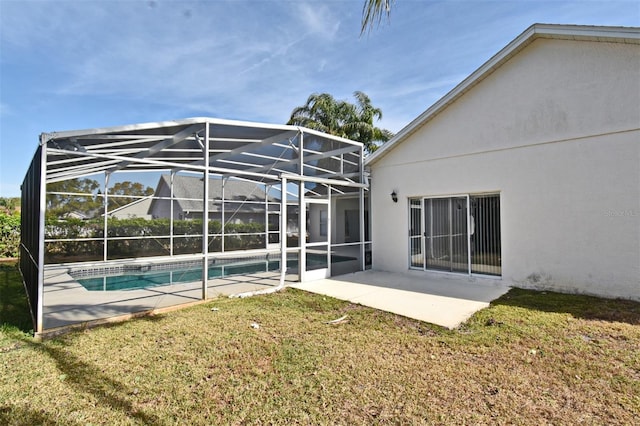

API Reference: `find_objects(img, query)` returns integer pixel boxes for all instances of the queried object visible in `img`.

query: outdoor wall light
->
[391,190,398,203]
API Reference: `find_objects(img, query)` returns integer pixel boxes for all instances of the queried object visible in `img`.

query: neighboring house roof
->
[107,196,153,219]
[365,23,640,167]
[65,211,89,220]
[149,174,276,214]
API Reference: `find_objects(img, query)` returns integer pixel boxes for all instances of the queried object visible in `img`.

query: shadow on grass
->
[0,262,33,333]
[0,403,82,426]
[9,333,164,425]
[492,288,640,325]
[1,260,167,423]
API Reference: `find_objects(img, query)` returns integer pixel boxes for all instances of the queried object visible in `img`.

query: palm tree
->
[361,0,395,34]
[287,91,393,153]
[342,91,394,152]
[287,93,349,136]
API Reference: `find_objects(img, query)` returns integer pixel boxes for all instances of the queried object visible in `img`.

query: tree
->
[46,178,102,219]
[107,181,154,211]
[342,91,394,152]
[287,91,393,153]
[0,197,20,213]
[361,0,395,34]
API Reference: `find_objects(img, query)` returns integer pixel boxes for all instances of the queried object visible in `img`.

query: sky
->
[1,0,638,197]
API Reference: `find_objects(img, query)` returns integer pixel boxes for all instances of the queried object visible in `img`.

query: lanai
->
[21,117,369,336]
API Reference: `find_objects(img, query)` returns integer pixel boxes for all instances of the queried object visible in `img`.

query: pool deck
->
[43,268,289,332]
[42,267,510,336]
[291,270,511,329]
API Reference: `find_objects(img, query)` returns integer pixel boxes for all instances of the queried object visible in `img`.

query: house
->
[366,24,639,300]
[148,174,276,223]
[106,196,153,219]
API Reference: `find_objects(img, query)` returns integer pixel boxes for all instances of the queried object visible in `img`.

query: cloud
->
[294,2,341,40]
[384,75,469,99]
[3,2,340,124]
[4,0,637,139]
[0,1,356,131]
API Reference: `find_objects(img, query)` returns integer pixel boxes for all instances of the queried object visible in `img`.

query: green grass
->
[1,261,639,424]
[0,262,32,337]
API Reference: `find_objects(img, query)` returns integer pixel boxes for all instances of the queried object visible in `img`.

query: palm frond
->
[361,0,394,35]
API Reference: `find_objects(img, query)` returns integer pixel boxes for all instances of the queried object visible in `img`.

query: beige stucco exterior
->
[367,30,639,300]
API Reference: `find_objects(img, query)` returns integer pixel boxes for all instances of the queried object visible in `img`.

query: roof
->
[150,174,275,213]
[40,117,365,189]
[365,23,640,166]
[107,196,154,218]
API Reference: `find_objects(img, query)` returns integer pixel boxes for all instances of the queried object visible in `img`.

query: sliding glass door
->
[424,197,469,273]
[409,194,501,276]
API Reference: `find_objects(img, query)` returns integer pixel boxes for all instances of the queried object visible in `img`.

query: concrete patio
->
[291,270,511,329]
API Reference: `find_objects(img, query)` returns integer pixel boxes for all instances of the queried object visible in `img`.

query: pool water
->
[77,259,282,292]
[75,253,355,292]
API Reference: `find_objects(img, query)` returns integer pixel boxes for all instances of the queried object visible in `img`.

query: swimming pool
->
[74,254,355,292]
[76,259,283,291]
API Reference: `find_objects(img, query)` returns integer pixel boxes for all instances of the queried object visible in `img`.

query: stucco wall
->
[369,38,640,300]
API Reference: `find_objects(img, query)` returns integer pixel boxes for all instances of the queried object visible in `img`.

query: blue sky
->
[1,0,638,197]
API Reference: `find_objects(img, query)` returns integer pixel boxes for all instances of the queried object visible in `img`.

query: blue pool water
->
[75,253,355,292]
[77,259,283,292]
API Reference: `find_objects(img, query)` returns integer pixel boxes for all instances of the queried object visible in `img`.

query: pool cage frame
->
[20,118,369,335]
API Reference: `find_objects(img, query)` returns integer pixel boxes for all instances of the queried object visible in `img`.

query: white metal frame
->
[303,198,331,282]
[25,117,369,333]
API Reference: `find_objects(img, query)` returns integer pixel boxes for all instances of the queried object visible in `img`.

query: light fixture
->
[391,190,398,203]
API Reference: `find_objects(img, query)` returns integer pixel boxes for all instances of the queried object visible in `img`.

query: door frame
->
[301,198,331,281]
[409,193,501,277]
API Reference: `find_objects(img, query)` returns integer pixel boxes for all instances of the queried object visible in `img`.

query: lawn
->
[1,261,638,425]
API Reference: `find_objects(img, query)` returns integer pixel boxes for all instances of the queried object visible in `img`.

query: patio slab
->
[290,269,511,329]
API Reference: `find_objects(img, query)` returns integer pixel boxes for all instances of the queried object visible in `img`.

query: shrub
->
[0,211,20,258]
[43,217,268,263]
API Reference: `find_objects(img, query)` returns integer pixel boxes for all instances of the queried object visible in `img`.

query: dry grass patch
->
[1,267,639,424]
